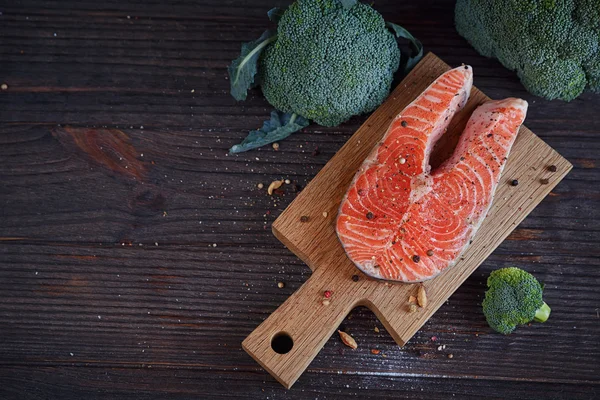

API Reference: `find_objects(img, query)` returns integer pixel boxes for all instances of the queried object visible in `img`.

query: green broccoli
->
[259,0,400,127]
[455,0,600,101]
[482,267,551,335]
[228,0,422,153]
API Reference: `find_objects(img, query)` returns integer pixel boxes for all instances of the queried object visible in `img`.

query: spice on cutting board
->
[417,285,428,308]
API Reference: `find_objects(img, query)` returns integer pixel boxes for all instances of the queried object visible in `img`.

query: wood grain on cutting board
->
[242,52,572,389]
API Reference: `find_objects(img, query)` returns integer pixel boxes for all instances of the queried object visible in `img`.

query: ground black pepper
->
[511,179,519,186]
[540,178,549,184]
[351,275,359,282]
[366,212,374,220]
[300,216,309,223]
[401,120,408,127]
[412,255,420,263]
[548,165,557,172]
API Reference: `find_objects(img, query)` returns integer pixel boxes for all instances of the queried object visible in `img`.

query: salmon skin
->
[336,66,528,282]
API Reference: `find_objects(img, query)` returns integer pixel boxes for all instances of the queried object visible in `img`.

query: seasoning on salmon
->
[336,66,528,282]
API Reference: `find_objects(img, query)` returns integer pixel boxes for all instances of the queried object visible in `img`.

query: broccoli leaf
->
[229,111,309,153]
[267,7,284,23]
[338,0,357,10]
[386,22,424,72]
[228,29,277,101]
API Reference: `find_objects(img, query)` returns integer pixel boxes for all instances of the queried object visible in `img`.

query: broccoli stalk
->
[482,267,551,335]
[534,302,551,323]
[227,0,423,153]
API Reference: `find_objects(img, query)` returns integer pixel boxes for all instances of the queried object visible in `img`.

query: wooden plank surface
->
[242,53,572,388]
[0,0,599,398]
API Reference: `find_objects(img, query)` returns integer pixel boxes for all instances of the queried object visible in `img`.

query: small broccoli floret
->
[455,0,600,101]
[259,0,401,126]
[482,267,551,335]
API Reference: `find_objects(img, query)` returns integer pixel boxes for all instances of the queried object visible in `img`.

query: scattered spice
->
[401,120,408,127]
[547,165,557,172]
[399,157,406,164]
[277,282,285,289]
[272,142,280,150]
[366,211,374,220]
[417,285,427,308]
[268,180,284,195]
[323,290,332,299]
[322,211,328,217]
[322,299,330,306]
[1,83,7,90]
[257,183,264,189]
[338,330,358,349]
[300,215,310,223]
[351,274,359,282]
[374,327,380,333]
[426,249,434,257]
[448,353,454,359]
[437,345,443,351]
[284,179,291,184]
[540,178,549,185]
[431,336,438,342]
[510,179,519,186]
[408,304,418,313]
[408,295,417,304]
[412,255,420,263]
[371,349,381,355]
[312,147,320,156]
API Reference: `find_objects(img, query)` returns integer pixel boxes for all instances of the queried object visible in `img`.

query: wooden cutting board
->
[242,53,572,389]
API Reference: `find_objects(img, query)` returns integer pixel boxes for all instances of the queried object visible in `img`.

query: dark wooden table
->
[1,1,599,398]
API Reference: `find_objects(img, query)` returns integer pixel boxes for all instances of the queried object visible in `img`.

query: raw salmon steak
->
[336,66,528,282]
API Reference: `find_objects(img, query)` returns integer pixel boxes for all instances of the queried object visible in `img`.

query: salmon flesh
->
[336,66,528,282]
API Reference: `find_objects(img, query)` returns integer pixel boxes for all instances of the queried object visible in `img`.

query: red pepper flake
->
[311,147,320,156]
[323,290,332,299]
[265,210,271,215]
[431,336,438,342]
[371,349,381,355]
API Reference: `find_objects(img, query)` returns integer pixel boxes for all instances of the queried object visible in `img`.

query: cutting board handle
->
[242,266,358,389]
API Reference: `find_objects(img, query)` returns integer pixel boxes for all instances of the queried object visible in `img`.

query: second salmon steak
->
[336,66,528,282]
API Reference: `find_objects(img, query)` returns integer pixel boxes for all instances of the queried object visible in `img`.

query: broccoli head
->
[455,0,600,101]
[258,0,401,126]
[482,267,551,335]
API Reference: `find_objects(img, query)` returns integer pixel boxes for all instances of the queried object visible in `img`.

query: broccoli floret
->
[258,0,401,126]
[455,0,600,101]
[482,267,551,335]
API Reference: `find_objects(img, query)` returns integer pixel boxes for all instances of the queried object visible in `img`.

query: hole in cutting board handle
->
[271,332,293,354]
